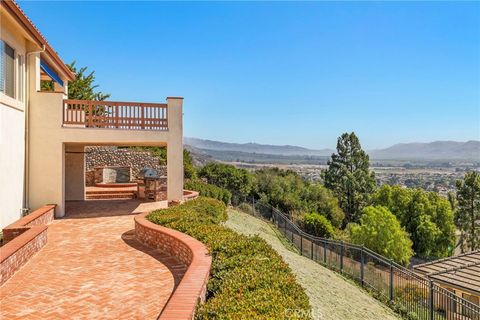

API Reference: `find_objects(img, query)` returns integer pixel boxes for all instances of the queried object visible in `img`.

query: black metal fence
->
[242,198,480,320]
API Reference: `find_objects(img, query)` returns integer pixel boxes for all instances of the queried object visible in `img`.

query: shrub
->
[237,202,254,215]
[147,197,311,319]
[185,180,232,205]
[303,212,335,238]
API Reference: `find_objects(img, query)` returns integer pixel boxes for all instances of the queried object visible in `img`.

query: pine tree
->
[323,132,376,225]
[67,61,110,101]
[455,171,480,251]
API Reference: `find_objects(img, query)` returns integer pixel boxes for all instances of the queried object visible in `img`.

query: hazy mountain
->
[369,141,480,160]
[184,137,333,156]
[185,137,480,162]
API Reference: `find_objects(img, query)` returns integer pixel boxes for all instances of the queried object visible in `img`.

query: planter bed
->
[147,197,311,319]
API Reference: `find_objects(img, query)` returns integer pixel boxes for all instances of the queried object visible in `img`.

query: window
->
[0,40,15,98]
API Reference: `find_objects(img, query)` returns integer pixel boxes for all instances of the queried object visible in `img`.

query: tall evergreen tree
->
[67,61,110,101]
[323,132,376,225]
[455,171,480,251]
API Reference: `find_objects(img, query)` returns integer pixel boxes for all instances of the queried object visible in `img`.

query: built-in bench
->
[134,212,211,320]
[0,205,55,286]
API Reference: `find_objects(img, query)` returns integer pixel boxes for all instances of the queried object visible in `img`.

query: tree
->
[199,162,252,203]
[447,191,456,211]
[303,213,335,238]
[67,61,110,101]
[183,149,197,180]
[349,206,413,266]
[371,185,455,258]
[455,171,480,251]
[251,168,344,227]
[300,184,344,228]
[323,132,376,225]
[253,168,305,213]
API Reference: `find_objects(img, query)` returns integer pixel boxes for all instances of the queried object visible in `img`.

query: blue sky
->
[20,1,479,149]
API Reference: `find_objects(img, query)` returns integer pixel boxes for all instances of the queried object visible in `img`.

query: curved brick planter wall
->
[1,205,55,286]
[183,190,199,202]
[134,213,211,320]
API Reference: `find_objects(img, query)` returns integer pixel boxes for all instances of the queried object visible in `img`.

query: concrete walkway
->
[0,200,184,320]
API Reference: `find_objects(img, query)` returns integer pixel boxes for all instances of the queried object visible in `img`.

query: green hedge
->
[147,197,311,319]
[185,180,232,205]
[303,212,335,238]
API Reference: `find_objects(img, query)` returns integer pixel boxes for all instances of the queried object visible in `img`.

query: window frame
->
[0,39,25,103]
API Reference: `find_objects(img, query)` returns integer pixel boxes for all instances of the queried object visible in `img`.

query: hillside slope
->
[225,209,400,320]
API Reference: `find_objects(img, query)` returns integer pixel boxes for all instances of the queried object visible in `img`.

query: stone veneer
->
[134,212,211,319]
[85,147,166,185]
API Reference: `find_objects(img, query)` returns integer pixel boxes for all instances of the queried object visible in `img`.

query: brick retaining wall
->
[134,213,211,320]
[1,205,55,286]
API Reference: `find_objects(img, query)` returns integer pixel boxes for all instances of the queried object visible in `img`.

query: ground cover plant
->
[147,197,311,320]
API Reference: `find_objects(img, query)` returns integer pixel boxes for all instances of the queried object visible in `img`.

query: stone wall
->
[85,147,167,184]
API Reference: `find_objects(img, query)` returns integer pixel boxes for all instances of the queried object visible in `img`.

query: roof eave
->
[1,0,75,81]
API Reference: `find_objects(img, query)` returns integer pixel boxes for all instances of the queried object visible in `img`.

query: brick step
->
[86,190,136,195]
[86,193,136,200]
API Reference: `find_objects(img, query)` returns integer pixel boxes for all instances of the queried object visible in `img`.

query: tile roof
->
[414,250,480,295]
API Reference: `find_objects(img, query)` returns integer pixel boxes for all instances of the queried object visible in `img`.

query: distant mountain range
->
[369,141,480,160]
[184,137,333,156]
[184,137,480,161]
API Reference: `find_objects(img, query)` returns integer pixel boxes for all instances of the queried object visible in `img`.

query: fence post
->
[311,240,314,260]
[323,240,327,264]
[252,197,255,215]
[300,235,303,256]
[360,246,365,286]
[340,241,344,271]
[429,280,434,320]
[389,260,394,303]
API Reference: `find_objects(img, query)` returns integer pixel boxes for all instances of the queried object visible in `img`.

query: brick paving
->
[0,200,185,320]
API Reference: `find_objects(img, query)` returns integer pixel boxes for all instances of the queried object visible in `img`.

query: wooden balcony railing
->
[63,99,168,131]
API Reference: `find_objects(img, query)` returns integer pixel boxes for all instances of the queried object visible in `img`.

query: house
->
[413,250,480,313]
[0,0,184,228]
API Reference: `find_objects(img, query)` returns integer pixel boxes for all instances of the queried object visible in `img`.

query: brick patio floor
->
[0,200,186,320]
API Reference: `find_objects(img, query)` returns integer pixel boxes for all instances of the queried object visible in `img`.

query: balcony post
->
[166,97,184,203]
[88,101,93,127]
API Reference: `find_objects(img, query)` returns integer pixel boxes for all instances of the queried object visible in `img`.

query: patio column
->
[166,97,184,202]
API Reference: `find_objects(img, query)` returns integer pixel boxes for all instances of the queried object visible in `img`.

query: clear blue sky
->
[20,1,479,149]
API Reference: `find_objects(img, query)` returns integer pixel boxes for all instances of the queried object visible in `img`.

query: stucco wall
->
[0,104,25,228]
[0,12,28,228]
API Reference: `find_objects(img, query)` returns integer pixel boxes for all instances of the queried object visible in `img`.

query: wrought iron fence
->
[242,198,480,320]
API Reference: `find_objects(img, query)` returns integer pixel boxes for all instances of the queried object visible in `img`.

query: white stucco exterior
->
[0,103,25,228]
[0,8,27,228]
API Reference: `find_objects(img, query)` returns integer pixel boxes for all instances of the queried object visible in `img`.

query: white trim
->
[0,91,25,111]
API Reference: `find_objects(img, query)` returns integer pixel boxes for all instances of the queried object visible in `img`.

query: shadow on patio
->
[64,199,168,219]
